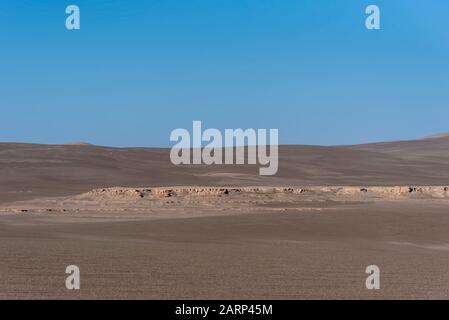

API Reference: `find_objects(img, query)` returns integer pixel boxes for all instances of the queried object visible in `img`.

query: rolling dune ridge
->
[1,135,449,299]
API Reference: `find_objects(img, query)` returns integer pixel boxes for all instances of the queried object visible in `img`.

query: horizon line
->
[0,133,447,149]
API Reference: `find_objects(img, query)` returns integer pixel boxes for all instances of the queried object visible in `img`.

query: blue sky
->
[1,0,449,147]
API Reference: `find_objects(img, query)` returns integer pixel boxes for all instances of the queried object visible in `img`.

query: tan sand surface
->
[1,136,449,299]
[1,201,449,299]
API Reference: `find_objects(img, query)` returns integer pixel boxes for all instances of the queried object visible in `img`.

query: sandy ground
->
[1,138,449,299]
[1,200,449,299]
[1,136,449,205]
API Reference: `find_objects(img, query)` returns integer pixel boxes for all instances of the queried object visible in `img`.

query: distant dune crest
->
[420,132,449,140]
[64,141,93,146]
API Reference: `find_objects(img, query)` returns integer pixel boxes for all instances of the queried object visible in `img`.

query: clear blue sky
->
[1,0,448,147]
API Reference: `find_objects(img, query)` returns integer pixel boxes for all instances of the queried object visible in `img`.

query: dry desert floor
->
[1,137,449,299]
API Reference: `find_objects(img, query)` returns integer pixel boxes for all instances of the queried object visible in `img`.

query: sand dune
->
[1,136,449,299]
[1,135,449,204]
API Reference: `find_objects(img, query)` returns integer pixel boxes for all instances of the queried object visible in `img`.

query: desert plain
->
[1,135,449,299]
